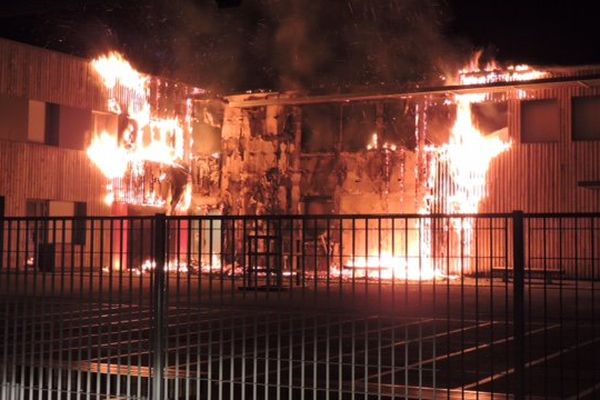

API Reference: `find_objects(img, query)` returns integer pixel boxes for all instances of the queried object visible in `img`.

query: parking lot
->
[1,273,599,399]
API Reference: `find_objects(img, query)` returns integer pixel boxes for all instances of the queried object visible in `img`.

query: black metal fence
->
[0,212,599,399]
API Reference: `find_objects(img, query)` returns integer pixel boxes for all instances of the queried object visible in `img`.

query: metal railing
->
[0,212,599,399]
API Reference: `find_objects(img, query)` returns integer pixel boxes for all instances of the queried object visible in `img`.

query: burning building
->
[0,38,198,219]
[1,38,600,278]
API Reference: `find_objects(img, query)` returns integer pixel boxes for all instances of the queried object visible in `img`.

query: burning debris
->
[456,51,549,86]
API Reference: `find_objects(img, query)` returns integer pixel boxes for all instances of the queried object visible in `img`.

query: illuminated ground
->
[0,274,599,399]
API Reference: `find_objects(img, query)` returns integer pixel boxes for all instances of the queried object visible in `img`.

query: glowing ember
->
[457,50,548,86]
[366,133,397,151]
[105,255,223,275]
[343,252,448,281]
[87,52,191,212]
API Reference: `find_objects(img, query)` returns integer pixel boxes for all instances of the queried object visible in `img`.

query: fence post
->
[0,196,3,272]
[0,196,4,272]
[512,210,525,400]
[152,213,167,400]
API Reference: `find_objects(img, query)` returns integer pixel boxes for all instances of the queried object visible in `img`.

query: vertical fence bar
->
[152,214,167,400]
[512,210,525,400]
[0,196,4,272]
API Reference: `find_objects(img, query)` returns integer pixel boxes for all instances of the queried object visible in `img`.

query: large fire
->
[87,52,191,212]
[88,51,547,281]
[343,54,547,279]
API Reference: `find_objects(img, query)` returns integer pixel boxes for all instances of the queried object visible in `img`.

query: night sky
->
[447,0,600,66]
[0,0,598,92]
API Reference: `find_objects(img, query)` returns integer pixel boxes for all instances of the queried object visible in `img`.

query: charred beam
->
[222,74,600,108]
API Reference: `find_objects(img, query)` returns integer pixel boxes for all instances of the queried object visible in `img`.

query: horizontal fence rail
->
[0,212,599,399]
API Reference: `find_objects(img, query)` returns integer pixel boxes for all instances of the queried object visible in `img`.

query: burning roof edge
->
[222,67,600,108]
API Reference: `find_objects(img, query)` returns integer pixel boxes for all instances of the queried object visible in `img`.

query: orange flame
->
[88,52,191,211]
[457,50,548,86]
[423,54,545,273]
[343,251,449,281]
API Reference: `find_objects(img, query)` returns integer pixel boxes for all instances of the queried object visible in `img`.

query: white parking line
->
[463,334,600,390]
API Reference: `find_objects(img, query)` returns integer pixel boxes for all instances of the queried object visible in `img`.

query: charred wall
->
[217,78,600,218]
[217,96,421,216]
[219,93,300,215]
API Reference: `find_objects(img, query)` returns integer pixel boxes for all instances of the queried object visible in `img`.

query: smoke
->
[239,0,467,91]
[0,0,469,93]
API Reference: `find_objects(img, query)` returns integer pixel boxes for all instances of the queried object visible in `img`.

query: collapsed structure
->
[1,38,600,278]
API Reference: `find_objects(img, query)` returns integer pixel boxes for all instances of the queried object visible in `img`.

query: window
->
[471,101,508,135]
[246,107,266,137]
[49,200,74,243]
[26,199,49,217]
[301,104,340,153]
[92,111,118,137]
[27,100,46,143]
[0,93,28,142]
[191,105,221,155]
[341,103,376,152]
[26,199,49,246]
[58,105,91,150]
[383,101,416,150]
[572,95,600,141]
[425,101,455,145]
[26,200,86,245]
[521,99,560,143]
[45,103,60,146]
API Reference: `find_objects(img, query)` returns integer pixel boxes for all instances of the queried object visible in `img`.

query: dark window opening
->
[341,103,376,152]
[58,105,91,150]
[26,199,49,246]
[425,101,455,145]
[572,95,600,141]
[301,104,340,153]
[383,101,417,150]
[192,123,221,154]
[246,107,266,137]
[471,101,508,136]
[26,199,49,217]
[0,93,28,142]
[521,99,560,143]
[45,103,60,146]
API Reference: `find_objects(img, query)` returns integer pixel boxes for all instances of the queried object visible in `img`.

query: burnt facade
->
[217,75,600,217]
[2,38,600,222]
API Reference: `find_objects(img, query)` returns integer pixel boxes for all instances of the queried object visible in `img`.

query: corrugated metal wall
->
[0,141,109,215]
[483,85,600,213]
[0,38,106,111]
[0,38,199,216]
[0,37,197,114]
